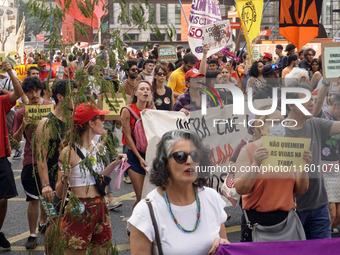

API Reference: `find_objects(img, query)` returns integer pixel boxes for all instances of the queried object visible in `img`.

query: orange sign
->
[279,0,323,51]
[230,22,241,30]
[228,10,238,18]
[14,64,38,81]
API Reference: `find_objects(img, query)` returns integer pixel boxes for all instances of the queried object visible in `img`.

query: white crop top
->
[68,141,105,188]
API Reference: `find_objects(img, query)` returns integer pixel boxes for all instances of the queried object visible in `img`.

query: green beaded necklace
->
[163,187,201,233]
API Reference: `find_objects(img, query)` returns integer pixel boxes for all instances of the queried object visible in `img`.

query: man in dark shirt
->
[299,48,316,72]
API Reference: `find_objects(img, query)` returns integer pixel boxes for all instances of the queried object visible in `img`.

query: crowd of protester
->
[0,40,340,255]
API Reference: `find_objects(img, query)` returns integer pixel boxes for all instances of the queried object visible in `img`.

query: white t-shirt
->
[128,187,227,255]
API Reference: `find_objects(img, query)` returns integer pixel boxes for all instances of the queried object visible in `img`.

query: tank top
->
[242,143,296,212]
[154,86,173,111]
[69,141,104,188]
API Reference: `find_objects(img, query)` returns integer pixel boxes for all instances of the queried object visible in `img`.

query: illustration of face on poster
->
[0,7,17,54]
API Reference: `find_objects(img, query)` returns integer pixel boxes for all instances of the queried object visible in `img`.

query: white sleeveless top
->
[69,141,105,188]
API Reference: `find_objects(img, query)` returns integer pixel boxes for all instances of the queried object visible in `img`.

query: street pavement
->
[3,130,339,254]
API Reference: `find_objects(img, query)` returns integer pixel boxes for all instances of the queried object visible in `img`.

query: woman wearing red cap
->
[121,80,154,210]
[57,102,126,254]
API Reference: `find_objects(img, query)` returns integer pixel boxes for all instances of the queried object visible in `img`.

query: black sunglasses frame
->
[169,151,200,164]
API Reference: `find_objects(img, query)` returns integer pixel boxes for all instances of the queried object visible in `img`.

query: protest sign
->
[141,105,254,202]
[236,0,263,57]
[188,0,223,59]
[14,64,38,81]
[0,53,5,74]
[202,20,232,51]
[97,93,128,120]
[279,0,323,51]
[322,42,340,82]
[262,136,311,170]
[330,81,339,93]
[0,7,17,55]
[158,45,177,63]
[25,104,54,125]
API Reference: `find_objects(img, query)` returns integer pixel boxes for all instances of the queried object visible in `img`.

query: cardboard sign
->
[203,20,233,50]
[0,53,5,74]
[25,104,54,125]
[158,45,177,63]
[14,64,38,81]
[262,136,311,169]
[97,93,128,120]
[322,42,340,82]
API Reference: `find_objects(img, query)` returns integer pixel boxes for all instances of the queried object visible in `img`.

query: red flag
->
[279,0,323,51]
[56,0,100,28]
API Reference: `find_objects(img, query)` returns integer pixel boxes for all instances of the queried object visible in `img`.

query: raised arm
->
[198,44,209,76]
[2,61,23,103]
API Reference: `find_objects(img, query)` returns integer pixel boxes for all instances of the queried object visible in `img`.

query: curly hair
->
[249,61,264,78]
[150,130,211,188]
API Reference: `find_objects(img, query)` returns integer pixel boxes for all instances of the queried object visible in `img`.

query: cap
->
[262,64,280,76]
[74,102,110,126]
[263,52,272,60]
[185,68,205,81]
[39,60,47,66]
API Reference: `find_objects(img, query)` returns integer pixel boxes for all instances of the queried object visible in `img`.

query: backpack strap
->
[123,105,140,120]
[76,146,85,160]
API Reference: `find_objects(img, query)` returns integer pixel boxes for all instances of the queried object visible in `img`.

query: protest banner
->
[188,0,223,60]
[262,136,311,170]
[236,0,263,57]
[321,42,340,82]
[158,45,177,63]
[25,104,54,125]
[97,93,128,120]
[279,0,323,51]
[141,105,254,202]
[330,81,339,93]
[14,64,38,81]
[16,16,25,59]
[0,53,5,74]
[216,238,340,255]
[202,20,233,51]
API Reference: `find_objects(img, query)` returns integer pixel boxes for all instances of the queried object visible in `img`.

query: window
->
[150,33,166,41]
[175,5,181,25]
[177,34,181,41]
[160,4,168,24]
[109,3,114,24]
[149,4,156,24]
[123,34,139,41]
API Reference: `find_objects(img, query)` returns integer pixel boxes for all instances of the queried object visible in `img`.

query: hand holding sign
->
[254,147,269,166]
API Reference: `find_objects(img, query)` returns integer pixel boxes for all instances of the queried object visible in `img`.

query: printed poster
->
[202,20,233,51]
[25,104,54,125]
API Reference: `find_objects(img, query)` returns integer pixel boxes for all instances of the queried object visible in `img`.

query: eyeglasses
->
[156,72,166,76]
[169,151,200,164]
[129,68,138,72]
[93,115,105,122]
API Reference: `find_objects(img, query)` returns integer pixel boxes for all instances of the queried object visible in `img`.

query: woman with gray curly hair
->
[128,130,229,255]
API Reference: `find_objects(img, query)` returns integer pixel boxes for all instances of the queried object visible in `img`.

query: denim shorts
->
[127,149,146,175]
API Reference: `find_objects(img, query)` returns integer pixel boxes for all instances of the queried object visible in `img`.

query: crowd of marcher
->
[0,40,339,255]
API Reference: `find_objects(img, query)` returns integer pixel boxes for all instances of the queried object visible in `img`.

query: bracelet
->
[323,81,331,87]
[42,184,50,188]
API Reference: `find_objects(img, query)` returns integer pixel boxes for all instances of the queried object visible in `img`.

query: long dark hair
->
[152,65,167,93]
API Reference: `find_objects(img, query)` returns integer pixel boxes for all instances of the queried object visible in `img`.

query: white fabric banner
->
[188,0,224,60]
[141,105,254,202]
[16,15,25,59]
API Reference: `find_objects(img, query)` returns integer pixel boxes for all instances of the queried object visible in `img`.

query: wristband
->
[42,184,50,188]
[323,81,331,87]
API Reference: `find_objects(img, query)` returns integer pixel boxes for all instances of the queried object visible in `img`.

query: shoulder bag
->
[243,209,306,242]
[145,198,164,255]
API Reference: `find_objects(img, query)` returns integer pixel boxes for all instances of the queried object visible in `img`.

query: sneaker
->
[332,228,339,234]
[12,148,22,160]
[0,232,11,251]
[25,236,37,250]
[108,201,122,210]
[123,176,132,184]
[38,222,49,233]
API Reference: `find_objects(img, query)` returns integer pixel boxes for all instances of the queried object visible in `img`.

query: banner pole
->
[179,0,189,26]
[238,0,271,58]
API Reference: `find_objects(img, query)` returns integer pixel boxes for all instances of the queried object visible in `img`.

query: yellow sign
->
[0,53,5,74]
[262,136,311,169]
[236,0,263,57]
[14,64,38,81]
[25,104,54,125]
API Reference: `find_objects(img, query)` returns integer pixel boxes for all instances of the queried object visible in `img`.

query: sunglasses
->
[156,72,166,76]
[169,151,200,164]
[93,115,105,122]
[130,68,138,72]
